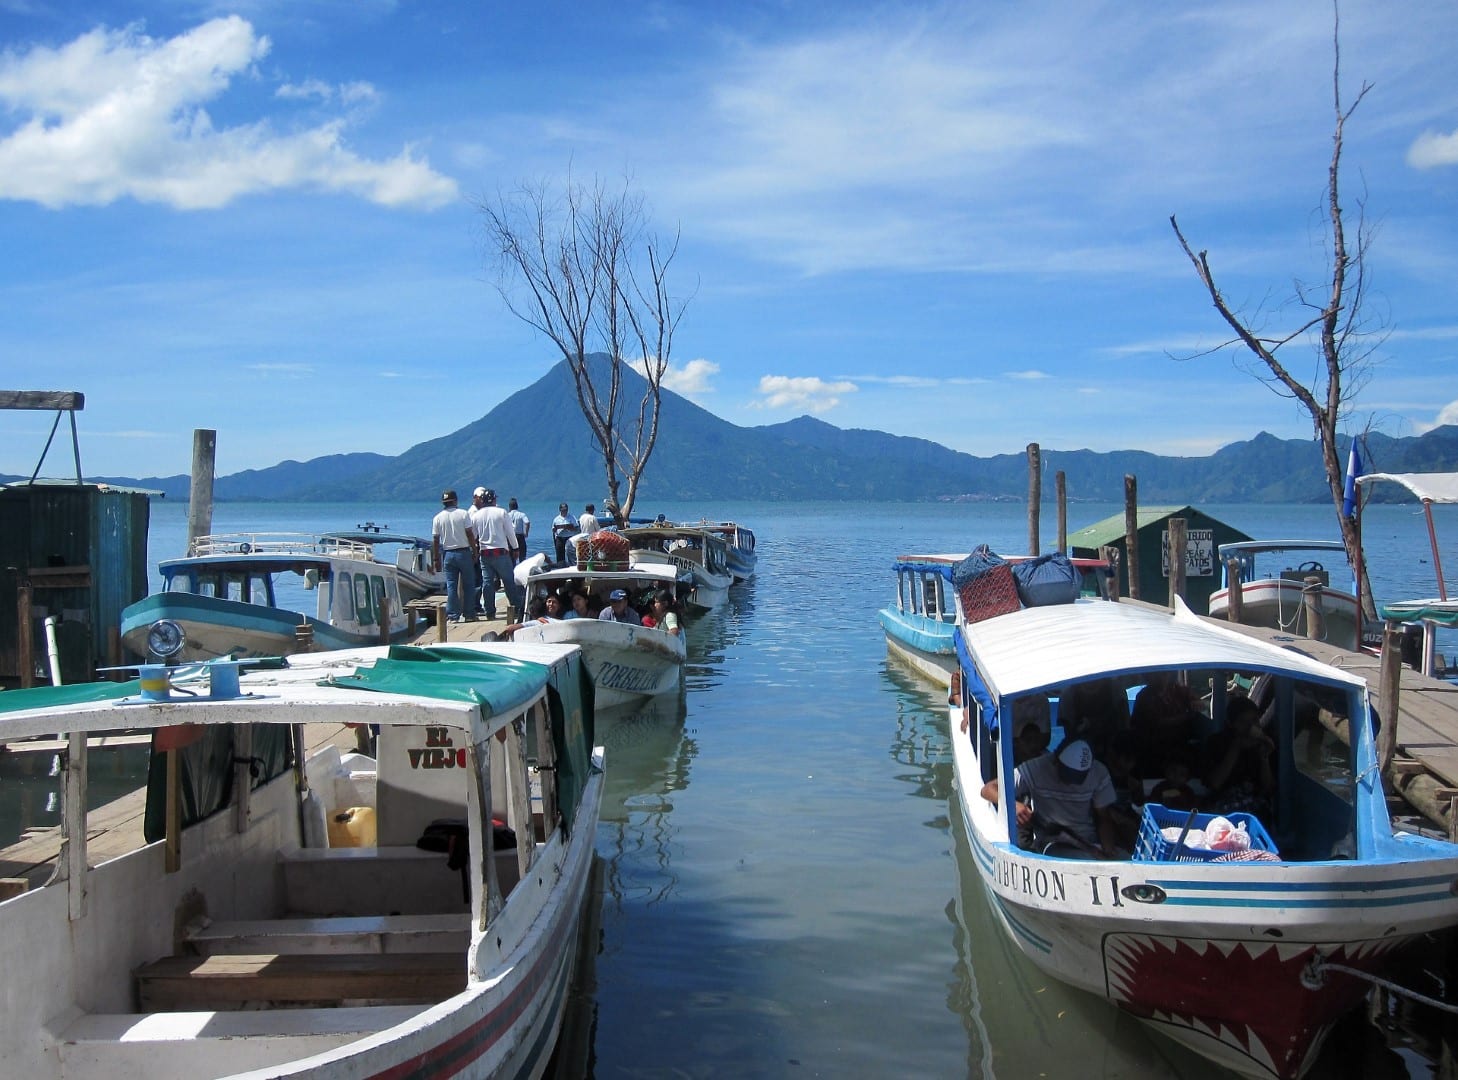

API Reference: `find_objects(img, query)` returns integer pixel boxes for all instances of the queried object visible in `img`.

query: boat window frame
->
[335,572,356,621]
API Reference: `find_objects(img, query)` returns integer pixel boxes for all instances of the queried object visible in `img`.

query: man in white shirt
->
[469,487,523,620]
[431,490,478,622]
[550,502,576,564]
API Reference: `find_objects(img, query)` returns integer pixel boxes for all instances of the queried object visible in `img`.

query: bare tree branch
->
[476,174,690,520]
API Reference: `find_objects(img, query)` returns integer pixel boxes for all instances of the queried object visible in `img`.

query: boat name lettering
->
[425,726,454,747]
[597,662,660,692]
[994,857,1067,902]
[408,747,468,769]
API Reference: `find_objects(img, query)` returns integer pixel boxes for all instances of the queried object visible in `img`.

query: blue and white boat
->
[121,532,413,661]
[320,523,443,603]
[880,552,1109,688]
[0,637,603,1080]
[949,591,1458,1079]
[696,521,757,582]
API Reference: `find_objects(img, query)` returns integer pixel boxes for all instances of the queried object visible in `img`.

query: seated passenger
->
[561,590,589,620]
[598,588,642,625]
[1202,695,1275,816]
[649,592,681,636]
[979,739,1121,859]
[1013,719,1050,765]
[1149,752,1199,812]
[1131,671,1204,778]
[1062,678,1128,758]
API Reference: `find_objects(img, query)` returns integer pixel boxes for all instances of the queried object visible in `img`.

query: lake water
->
[21,498,1458,1076]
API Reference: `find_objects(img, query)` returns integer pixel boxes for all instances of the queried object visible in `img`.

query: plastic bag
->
[1205,816,1251,852]
[1011,552,1083,607]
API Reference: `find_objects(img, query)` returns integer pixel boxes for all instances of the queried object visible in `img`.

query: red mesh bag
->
[579,530,631,571]
[957,562,1021,623]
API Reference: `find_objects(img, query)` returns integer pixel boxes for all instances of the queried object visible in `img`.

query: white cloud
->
[0,17,455,209]
[247,361,312,376]
[1415,398,1458,433]
[752,374,857,413]
[626,356,719,395]
[277,78,379,107]
[1004,369,1052,380]
[1408,129,1458,169]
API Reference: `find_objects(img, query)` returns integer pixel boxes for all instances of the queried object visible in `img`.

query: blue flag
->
[1341,441,1362,518]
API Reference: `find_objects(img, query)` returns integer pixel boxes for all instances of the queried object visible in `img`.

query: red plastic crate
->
[957,562,1021,623]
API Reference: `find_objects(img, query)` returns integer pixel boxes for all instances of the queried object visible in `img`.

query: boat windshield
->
[166,568,275,606]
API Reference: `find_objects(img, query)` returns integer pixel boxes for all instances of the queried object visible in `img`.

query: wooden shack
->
[1068,505,1250,614]
[0,480,152,686]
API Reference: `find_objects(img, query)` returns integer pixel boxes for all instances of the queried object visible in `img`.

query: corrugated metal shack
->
[0,480,152,686]
[1068,505,1250,614]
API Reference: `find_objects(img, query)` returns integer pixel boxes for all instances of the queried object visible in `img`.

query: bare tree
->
[1170,6,1383,617]
[478,175,689,521]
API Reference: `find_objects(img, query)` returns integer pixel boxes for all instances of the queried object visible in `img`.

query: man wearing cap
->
[979,738,1120,858]
[598,588,641,625]
[507,498,530,563]
[431,490,478,623]
[468,488,523,621]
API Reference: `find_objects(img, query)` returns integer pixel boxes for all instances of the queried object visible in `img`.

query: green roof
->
[1067,506,1198,549]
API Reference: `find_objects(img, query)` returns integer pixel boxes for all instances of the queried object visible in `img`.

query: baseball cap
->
[1057,740,1093,773]
[473,486,488,497]
[609,589,628,600]
[441,490,457,503]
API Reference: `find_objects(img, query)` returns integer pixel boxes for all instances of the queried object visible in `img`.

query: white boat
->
[120,533,413,661]
[320,524,443,604]
[511,564,688,709]
[1355,471,1458,676]
[618,525,733,609]
[948,592,1458,1079]
[0,635,604,1079]
[1207,539,1360,650]
[692,521,757,582]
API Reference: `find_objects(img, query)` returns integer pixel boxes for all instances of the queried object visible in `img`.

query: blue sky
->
[2,1,1456,479]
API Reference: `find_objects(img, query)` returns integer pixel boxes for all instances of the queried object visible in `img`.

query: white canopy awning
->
[959,599,1366,701]
[1356,472,1458,504]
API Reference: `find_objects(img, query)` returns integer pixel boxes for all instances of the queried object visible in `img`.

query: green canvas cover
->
[0,678,139,713]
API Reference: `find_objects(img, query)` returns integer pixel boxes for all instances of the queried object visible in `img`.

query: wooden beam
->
[0,391,84,411]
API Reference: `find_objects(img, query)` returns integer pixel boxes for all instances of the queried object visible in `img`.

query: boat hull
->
[1208,580,1360,650]
[878,607,956,688]
[512,618,685,708]
[955,780,1458,1079]
[120,592,407,661]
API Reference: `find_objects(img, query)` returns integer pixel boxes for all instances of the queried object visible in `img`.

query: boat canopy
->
[1215,539,1346,557]
[1357,472,1458,504]
[332,645,551,716]
[956,598,1366,704]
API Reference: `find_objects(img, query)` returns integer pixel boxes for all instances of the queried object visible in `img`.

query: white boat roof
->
[527,565,682,585]
[1216,539,1346,556]
[0,642,580,742]
[960,599,1366,701]
[1356,471,1458,504]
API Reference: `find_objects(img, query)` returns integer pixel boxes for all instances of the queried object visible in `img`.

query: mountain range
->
[19,357,1458,504]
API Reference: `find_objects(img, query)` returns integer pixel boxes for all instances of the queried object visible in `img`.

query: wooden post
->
[17,583,33,688]
[1168,518,1187,609]
[1226,557,1244,624]
[1123,475,1140,601]
[1026,443,1041,556]
[233,724,253,834]
[1055,471,1067,552]
[1378,621,1404,779]
[63,732,87,919]
[378,596,392,646]
[165,748,182,873]
[294,623,314,653]
[1303,578,1327,642]
[435,604,447,643]
[186,429,217,554]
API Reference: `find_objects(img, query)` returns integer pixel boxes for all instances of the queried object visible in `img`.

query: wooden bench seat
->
[135,952,466,1012]
[187,913,471,956]
[56,1005,428,1079]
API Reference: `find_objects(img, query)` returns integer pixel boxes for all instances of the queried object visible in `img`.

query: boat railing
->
[190,532,376,559]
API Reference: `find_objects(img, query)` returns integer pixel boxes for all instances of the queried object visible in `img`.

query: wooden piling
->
[1378,622,1403,777]
[186,429,217,553]
[16,583,33,689]
[1225,557,1244,624]
[1026,443,1041,557]
[1168,517,1187,609]
[1055,471,1067,553]
[1123,475,1139,600]
[1303,578,1326,642]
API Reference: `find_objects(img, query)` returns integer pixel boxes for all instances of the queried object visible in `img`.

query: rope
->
[1305,958,1458,1014]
